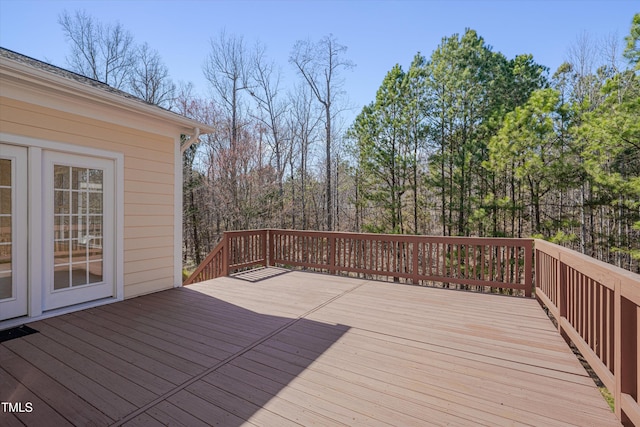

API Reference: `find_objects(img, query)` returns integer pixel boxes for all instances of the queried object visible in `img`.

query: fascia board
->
[0,57,215,136]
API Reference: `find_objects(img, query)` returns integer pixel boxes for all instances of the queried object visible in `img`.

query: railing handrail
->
[183,238,226,285]
[270,228,531,245]
[535,239,639,300]
[535,238,640,426]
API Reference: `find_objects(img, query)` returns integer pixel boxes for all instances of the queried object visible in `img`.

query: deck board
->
[0,269,620,426]
[3,337,137,420]
[141,401,211,427]
[32,319,175,395]
[0,345,114,425]
[0,366,73,427]
[39,314,192,385]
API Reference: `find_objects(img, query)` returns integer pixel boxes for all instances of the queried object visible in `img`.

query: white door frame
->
[0,144,28,321]
[0,133,124,328]
[42,151,115,310]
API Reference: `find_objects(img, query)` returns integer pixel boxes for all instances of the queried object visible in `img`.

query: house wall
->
[0,96,177,299]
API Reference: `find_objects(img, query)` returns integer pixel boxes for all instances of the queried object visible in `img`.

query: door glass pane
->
[0,274,11,299]
[89,192,102,214]
[53,165,104,289]
[0,188,11,215]
[54,215,69,240]
[0,216,10,243]
[71,240,86,263]
[54,265,69,290]
[71,168,87,190]
[54,165,70,189]
[54,240,70,264]
[0,159,11,300]
[89,169,103,185]
[0,245,11,298]
[0,160,10,186]
[71,264,88,286]
[54,190,69,214]
[88,261,102,283]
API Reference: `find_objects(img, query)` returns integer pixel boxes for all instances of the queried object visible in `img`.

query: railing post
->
[269,230,276,265]
[615,278,639,426]
[222,232,229,276]
[261,229,268,267]
[329,233,336,273]
[615,279,623,421]
[412,239,419,285]
[558,256,567,336]
[525,240,533,297]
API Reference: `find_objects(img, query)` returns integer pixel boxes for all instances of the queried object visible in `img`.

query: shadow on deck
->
[1,269,621,426]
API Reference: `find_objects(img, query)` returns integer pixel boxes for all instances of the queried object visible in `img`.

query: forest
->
[57,11,640,273]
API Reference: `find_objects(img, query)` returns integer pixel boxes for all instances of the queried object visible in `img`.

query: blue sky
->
[1,0,637,124]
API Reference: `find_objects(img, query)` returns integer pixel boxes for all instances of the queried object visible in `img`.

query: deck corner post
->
[222,232,229,277]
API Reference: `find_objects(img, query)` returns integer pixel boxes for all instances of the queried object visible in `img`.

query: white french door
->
[0,144,28,321]
[43,151,115,311]
[0,139,119,324]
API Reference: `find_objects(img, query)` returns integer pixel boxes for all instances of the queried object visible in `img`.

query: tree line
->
[349,18,639,272]
[58,11,639,272]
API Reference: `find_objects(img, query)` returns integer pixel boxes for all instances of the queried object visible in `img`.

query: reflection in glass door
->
[0,159,11,298]
[0,144,27,321]
[44,151,114,311]
[53,165,104,289]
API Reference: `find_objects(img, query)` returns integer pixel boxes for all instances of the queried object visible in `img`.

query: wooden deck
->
[1,269,620,426]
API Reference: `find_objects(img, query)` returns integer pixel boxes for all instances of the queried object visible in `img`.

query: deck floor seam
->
[109,279,369,426]
[322,323,593,379]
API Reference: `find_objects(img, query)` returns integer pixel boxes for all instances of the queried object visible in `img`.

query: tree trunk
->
[325,103,333,231]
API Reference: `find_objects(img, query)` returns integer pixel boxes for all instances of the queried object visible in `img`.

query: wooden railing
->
[270,229,533,296]
[183,230,267,285]
[227,229,268,271]
[535,239,640,426]
[183,239,226,285]
[185,229,533,295]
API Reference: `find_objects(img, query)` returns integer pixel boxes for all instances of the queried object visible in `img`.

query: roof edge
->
[0,48,215,136]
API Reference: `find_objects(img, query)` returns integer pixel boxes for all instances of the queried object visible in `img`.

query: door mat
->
[0,325,39,343]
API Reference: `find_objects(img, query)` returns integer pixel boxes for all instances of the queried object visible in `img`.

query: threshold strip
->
[110,278,369,426]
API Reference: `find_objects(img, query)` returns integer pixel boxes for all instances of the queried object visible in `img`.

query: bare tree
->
[130,43,175,107]
[59,9,176,109]
[288,83,321,229]
[203,30,253,228]
[59,9,135,89]
[249,43,290,227]
[600,32,622,75]
[174,83,223,265]
[566,31,599,106]
[290,34,353,230]
[203,31,251,149]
